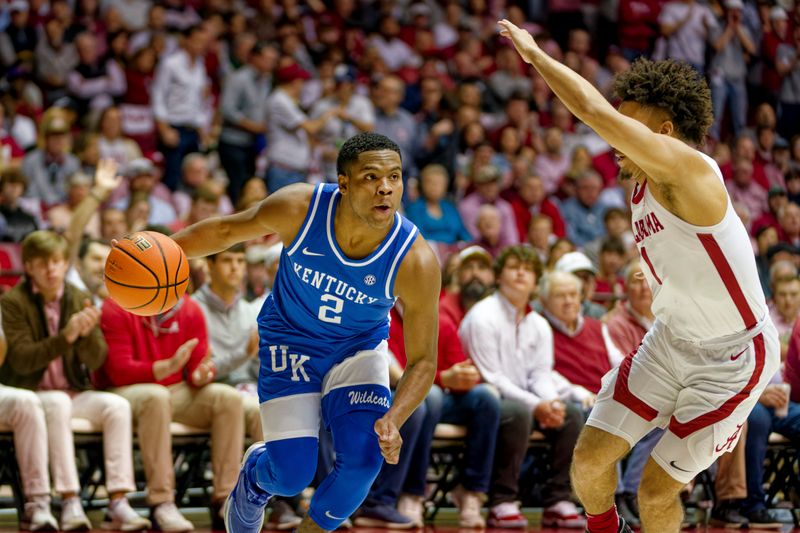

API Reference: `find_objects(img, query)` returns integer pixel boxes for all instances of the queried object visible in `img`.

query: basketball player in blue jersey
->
[170,133,440,533]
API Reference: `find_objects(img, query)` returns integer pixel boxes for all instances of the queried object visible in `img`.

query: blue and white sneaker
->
[224,442,271,533]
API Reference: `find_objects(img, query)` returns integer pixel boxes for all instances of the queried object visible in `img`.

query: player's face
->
[339,150,403,229]
[498,257,536,299]
[209,251,247,290]
[25,253,69,298]
[616,101,674,182]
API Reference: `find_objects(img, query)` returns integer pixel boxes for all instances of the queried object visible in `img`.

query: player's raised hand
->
[374,416,403,464]
[497,19,540,63]
[94,159,122,194]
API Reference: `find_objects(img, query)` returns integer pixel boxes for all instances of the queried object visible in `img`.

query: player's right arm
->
[172,183,315,259]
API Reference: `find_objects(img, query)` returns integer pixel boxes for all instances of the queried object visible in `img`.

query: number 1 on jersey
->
[318,294,344,323]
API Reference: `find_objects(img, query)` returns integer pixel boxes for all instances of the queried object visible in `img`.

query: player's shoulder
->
[394,234,441,299]
[259,182,319,232]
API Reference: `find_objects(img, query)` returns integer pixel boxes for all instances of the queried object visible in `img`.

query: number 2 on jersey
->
[318,294,344,323]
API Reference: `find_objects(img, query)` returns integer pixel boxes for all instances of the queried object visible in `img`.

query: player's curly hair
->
[614,58,713,146]
[337,133,402,176]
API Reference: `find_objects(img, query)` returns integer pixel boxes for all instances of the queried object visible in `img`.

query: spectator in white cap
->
[553,251,606,319]
[440,245,496,327]
[709,0,756,141]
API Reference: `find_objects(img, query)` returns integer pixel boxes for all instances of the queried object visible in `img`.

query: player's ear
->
[337,172,349,194]
[659,120,675,137]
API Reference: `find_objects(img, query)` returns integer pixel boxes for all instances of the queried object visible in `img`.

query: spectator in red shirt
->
[618,0,661,61]
[504,172,566,241]
[99,293,244,531]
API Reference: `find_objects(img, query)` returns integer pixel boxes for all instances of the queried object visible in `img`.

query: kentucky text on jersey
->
[292,261,379,305]
[633,211,665,244]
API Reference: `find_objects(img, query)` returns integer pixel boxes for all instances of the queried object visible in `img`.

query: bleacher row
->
[1,420,799,527]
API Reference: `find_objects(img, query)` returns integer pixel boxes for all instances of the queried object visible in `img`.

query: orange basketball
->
[104,231,190,316]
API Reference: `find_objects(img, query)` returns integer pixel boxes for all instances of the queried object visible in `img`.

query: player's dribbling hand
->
[497,19,540,62]
[374,416,403,465]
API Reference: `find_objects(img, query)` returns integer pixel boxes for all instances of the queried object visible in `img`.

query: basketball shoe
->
[224,442,271,533]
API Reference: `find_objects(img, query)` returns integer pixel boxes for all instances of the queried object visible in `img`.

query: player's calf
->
[571,427,629,515]
[636,459,685,533]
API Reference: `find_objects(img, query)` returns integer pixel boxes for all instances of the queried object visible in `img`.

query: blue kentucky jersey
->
[259,183,418,354]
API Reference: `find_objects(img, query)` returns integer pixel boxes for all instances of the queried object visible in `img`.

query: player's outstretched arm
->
[375,236,440,463]
[172,183,314,259]
[497,20,714,189]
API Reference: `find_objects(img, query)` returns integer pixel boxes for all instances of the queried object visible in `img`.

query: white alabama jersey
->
[629,152,768,344]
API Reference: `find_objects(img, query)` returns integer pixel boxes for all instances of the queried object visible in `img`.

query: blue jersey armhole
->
[384,223,419,299]
[286,183,328,256]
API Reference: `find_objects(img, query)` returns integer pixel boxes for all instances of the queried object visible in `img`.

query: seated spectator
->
[100,207,129,242]
[593,237,627,309]
[553,251,607,319]
[752,187,788,237]
[778,202,800,246]
[67,32,126,118]
[472,204,504,257]
[1,230,149,531]
[111,158,177,227]
[244,243,281,305]
[172,153,233,220]
[561,171,609,248]
[540,270,623,396]
[488,47,532,104]
[97,105,143,167]
[0,167,38,242]
[769,275,800,357]
[405,164,471,245]
[606,261,654,355]
[503,172,566,241]
[170,184,221,233]
[527,214,555,263]
[368,16,422,73]
[0,305,60,531]
[458,166,518,247]
[532,128,570,196]
[725,158,768,230]
[462,246,586,529]
[583,207,635,266]
[440,245,496,327]
[99,291,244,531]
[22,114,81,207]
[737,352,798,528]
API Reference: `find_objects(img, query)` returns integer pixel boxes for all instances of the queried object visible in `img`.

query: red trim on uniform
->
[613,348,659,421]
[631,179,647,204]
[640,247,662,285]
[697,233,757,330]
[669,333,765,439]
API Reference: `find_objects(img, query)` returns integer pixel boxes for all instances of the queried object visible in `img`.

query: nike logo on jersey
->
[325,511,346,521]
[669,460,693,473]
[302,247,325,257]
[731,348,746,361]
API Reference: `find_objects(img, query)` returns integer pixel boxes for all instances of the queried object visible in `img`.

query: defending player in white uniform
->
[499,20,779,533]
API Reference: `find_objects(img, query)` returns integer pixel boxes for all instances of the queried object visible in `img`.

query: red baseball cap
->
[276,63,311,84]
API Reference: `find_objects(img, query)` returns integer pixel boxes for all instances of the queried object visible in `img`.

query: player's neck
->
[333,204,392,258]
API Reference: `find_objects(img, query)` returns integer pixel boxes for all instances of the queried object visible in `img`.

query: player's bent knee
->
[573,426,629,474]
[638,460,684,509]
[257,437,318,496]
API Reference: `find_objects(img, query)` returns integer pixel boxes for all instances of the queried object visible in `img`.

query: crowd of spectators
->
[0,0,799,530]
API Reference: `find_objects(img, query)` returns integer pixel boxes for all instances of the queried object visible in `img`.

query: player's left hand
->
[498,19,540,63]
[374,416,403,465]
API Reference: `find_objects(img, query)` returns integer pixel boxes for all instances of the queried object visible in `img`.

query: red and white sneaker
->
[541,501,586,529]
[487,502,528,529]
